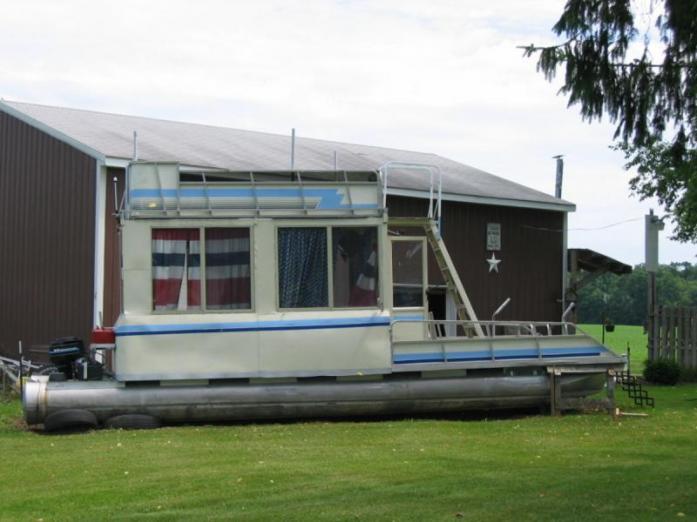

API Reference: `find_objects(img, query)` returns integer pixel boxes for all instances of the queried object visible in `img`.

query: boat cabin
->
[112,161,621,382]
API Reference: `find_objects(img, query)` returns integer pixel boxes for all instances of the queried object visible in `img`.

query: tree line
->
[576,262,697,326]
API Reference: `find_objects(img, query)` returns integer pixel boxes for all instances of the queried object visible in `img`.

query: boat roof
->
[0,100,575,212]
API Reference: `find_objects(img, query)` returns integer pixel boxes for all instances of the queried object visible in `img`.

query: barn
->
[0,100,575,358]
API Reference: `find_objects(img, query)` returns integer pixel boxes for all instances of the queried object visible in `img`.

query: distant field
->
[579,323,647,372]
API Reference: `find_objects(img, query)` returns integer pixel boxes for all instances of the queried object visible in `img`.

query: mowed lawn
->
[1,326,696,521]
[578,323,649,373]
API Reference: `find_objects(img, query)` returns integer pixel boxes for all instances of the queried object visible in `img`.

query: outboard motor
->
[72,357,104,381]
[48,336,85,379]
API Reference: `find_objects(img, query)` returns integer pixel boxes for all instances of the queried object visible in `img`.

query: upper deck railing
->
[378,162,442,231]
[123,162,384,219]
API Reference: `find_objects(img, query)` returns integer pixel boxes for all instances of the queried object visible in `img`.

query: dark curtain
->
[278,228,328,308]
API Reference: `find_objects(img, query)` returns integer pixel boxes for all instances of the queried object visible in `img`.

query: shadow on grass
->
[28,406,560,435]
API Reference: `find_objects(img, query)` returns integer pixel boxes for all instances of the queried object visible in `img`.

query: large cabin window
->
[204,228,251,310]
[277,226,380,309]
[332,227,378,307]
[278,228,328,308]
[152,228,201,311]
[152,227,252,312]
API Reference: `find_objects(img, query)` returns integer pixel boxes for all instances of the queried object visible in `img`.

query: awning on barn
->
[566,248,633,306]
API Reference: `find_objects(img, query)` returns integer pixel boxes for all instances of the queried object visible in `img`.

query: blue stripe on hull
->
[393,346,603,364]
[115,316,391,337]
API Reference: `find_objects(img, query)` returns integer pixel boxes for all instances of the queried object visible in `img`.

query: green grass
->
[579,323,648,372]
[1,325,696,521]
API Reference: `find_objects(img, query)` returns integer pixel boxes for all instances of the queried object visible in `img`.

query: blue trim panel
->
[116,316,391,337]
[393,346,604,364]
[130,188,378,210]
[391,314,425,322]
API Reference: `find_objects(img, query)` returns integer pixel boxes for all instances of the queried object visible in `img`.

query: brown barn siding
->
[0,111,96,358]
[387,195,565,322]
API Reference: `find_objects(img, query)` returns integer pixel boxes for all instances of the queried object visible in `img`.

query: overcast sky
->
[1,0,694,264]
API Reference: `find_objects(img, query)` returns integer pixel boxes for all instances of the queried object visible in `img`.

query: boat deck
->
[390,321,625,373]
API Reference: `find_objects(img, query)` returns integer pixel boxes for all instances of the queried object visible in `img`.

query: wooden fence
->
[649,306,697,368]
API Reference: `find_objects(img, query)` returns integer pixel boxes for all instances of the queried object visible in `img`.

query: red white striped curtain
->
[205,228,251,309]
[350,249,377,306]
[152,229,200,310]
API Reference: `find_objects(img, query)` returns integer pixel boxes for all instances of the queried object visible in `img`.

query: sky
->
[0,0,694,265]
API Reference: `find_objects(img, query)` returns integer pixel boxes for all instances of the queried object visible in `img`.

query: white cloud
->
[0,0,693,264]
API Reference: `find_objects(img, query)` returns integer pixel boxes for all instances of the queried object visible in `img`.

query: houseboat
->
[23,161,624,430]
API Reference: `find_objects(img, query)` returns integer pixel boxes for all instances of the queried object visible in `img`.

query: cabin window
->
[278,228,328,308]
[152,227,252,312]
[152,228,201,311]
[204,228,251,310]
[332,227,378,307]
[392,240,424,307]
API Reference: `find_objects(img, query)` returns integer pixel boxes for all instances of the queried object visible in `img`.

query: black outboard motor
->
[48,336,85,379]
[72,357,104,381]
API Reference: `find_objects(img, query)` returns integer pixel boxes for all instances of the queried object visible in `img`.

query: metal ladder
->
[389,217,484,338]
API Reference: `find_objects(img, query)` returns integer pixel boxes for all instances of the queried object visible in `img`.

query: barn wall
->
[0,110,97,358]
[387,195,565,322]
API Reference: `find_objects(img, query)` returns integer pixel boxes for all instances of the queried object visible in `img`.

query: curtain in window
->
[152,229,200,310]
[205,228,251,309]
[278,228,328,308]
[333,227,378,307]
[350,249,377,306]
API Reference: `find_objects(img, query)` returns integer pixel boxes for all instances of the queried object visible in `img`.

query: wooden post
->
[549,368,562,416]
[647,273,657,360]
[690,309,697,368]
[645,211,663,362]
[606,370,616,417]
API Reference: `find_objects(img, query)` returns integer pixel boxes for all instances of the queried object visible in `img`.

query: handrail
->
[490,297,511,336]
[391,318,580,339]
[561,302,575,334]
[379,161,442,232]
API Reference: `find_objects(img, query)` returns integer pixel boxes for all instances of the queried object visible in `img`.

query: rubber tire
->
[43,409,98,432]
[105,414,162,430]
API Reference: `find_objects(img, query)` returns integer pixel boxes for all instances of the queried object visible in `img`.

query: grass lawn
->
[578,323,648,373]
[1,325,695,521]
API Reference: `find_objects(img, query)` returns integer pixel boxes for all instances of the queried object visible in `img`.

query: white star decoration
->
[487,253,501,273]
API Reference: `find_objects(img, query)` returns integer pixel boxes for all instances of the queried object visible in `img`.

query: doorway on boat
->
[426,288,457,338]
[390,237,428,342]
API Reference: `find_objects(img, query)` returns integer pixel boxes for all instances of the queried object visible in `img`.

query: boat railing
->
[379,161,442,232]
[390,318,580,343]
[123,161,384,218]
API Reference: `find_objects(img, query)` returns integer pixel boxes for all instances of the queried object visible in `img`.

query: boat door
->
[390,236,428,342]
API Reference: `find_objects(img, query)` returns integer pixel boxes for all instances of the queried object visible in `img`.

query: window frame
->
[275,224,382,311]
[390,236,428,311]
[150,225,254,314]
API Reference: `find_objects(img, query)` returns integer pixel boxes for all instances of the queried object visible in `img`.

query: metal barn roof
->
[0,100,574,211]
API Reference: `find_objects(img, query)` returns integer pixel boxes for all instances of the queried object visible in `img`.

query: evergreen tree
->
[523,0,697,242]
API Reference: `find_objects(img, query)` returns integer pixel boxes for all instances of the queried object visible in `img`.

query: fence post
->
[18,340,23,400]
